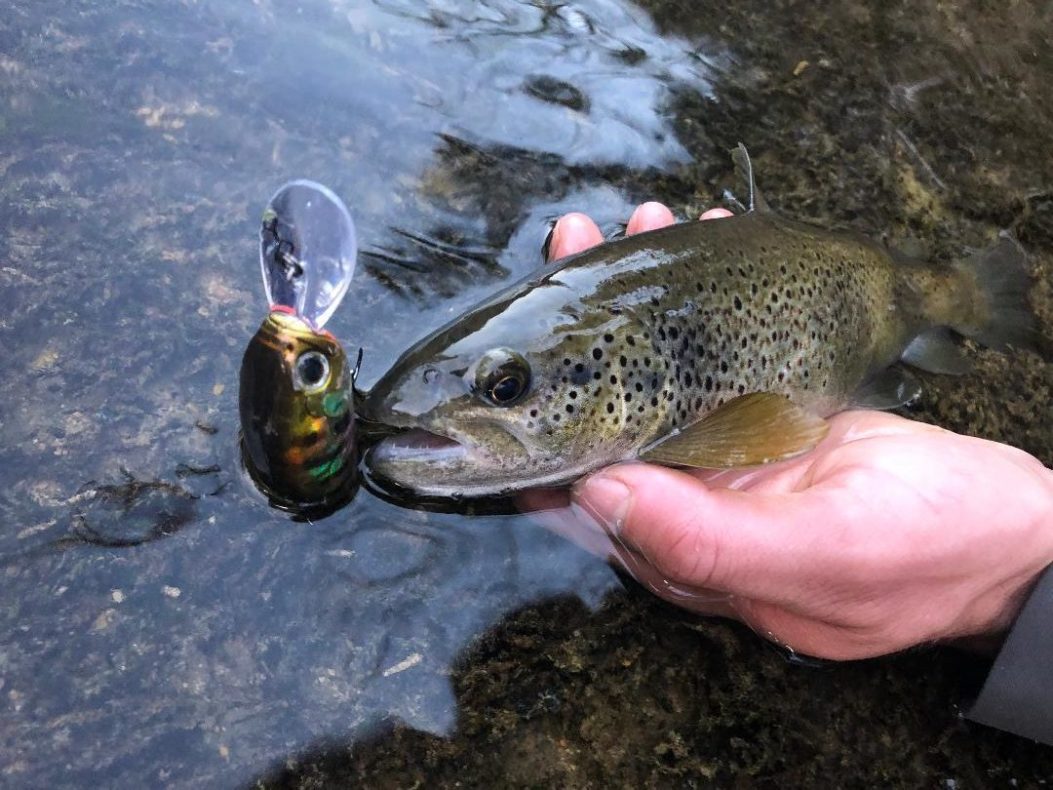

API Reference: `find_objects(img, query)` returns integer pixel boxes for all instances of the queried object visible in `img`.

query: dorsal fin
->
[731,143,771,213]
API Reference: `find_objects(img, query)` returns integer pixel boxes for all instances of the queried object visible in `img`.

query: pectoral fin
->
[639,392,829,469]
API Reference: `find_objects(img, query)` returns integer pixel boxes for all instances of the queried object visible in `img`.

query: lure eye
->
[474,348,531,406]
[293,350,331,393]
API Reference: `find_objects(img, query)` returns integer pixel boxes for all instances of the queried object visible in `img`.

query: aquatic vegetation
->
[69,473,198,547]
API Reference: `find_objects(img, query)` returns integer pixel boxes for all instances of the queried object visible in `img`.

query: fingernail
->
[700,207,734,221]
[572,473,632,534]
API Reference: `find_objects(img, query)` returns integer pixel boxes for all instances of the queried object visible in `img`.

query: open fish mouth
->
[369,428,468,464]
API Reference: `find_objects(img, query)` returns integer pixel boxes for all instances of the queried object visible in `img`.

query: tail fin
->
[952,234,1043,354]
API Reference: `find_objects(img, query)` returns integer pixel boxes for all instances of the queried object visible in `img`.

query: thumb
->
[571,463,825,601]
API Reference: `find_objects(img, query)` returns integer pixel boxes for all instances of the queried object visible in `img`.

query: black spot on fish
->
[593,348,603,360]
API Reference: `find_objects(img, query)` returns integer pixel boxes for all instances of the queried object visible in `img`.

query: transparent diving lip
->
[259,179,358,329]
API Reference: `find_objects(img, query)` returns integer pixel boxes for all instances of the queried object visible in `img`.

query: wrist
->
[961,555,1053,651]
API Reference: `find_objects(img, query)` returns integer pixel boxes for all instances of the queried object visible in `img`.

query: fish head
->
[364,281,665,498]
[239,308,357,511]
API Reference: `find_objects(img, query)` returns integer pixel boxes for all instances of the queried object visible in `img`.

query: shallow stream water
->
[2,1,1052,786]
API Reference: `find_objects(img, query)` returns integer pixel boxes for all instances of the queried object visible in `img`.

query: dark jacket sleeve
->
[967,565,1053,743]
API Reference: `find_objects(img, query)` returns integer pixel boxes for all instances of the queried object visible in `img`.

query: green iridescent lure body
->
[240,309,357,511]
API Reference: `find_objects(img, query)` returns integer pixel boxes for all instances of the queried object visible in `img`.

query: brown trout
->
[239,307,358,511]
[363,147,1038,499]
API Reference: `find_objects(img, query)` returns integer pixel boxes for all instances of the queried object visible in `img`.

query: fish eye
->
[474,348,531,407]
[293,350,331,393]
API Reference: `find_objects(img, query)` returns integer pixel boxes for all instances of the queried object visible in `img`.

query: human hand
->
[526,202,1053,660]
